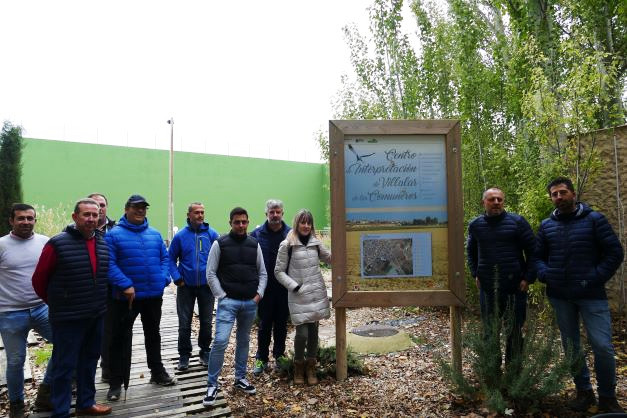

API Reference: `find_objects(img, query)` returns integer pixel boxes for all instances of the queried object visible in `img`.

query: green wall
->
[22,138,329,236]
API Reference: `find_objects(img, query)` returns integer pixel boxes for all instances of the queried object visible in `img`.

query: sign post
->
[329,120,464,380]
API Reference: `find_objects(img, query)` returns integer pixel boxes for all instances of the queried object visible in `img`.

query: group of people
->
[1,175,624,416]
[468,177,624,413]
[0,195,331,417]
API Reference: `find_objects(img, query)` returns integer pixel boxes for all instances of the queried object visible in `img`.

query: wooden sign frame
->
[329,120,465,308]
[329,120,464,380]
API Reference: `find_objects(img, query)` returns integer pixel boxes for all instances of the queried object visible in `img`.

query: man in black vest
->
[202,207,267,407]
[32,198,111,416]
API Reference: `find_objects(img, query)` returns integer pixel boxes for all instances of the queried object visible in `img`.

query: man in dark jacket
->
[202,207,267,407]
[105,194,175,402]
[168,202,219,370]
[32,198,111,417]
[536,177,624,413]
[87,193,116,382]
[250,199,291,375]
[467,187,536,364]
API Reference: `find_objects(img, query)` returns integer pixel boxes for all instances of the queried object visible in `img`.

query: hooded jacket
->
[274,231,331,325]
[168,220,219,287]
[535,202,624,300]
[105,215,170,300]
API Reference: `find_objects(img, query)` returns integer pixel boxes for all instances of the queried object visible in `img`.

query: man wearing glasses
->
[202,207,267,407]
[104,195,175,402]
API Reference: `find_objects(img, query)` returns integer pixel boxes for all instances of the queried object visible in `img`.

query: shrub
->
[440,302,575,414]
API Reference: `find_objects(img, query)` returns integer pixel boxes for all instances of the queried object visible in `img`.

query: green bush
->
[32,343,53,367]
[33,203,70,237]
[278,344,366,379]
[440,302,575,414]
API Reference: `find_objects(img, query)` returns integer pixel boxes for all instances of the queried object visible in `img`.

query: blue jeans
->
[0,304,54,402]
[207,297,257,386]
[176,285,214,358]
[50,316,104,418]
[549,297,616,397]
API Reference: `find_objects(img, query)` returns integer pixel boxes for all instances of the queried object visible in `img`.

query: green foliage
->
[329,0,626,235]
[317,344,366,377]
[0,121,24,235]
[33,203,71,238]
[281,344,366,379]
[32,343,53,367]
[440,304,575,414]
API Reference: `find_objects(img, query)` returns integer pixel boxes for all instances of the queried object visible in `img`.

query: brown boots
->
[306,358,319,385]
[293,360,305,384]
[293,358,319,385]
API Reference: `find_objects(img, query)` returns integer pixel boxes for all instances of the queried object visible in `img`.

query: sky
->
[0,1,398,163]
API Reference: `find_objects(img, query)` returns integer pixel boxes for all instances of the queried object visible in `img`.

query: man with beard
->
[250,199,291,375]
[0,204,54,417]
[536,177,624,413]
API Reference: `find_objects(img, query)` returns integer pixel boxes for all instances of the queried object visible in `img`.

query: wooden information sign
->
[329,120,464,379]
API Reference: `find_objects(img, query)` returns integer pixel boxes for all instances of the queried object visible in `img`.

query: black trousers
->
[108,297,165,388]
[255,288,289,362]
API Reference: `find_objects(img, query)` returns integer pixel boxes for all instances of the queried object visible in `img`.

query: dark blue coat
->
[535,203,624,300]
[168,220,219,287]
[105,215,170,300]
[47,226,109,322]
[467,211,536,294]
[250,221,290,293]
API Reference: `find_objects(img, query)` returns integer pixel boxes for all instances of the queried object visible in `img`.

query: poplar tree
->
[0,121,24,235]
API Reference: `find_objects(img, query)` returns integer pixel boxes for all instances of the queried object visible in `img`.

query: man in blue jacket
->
[168,202,219,371]
[467,187,536,364]
[250,199,290,375]
[536,177,624,413]
[105,195,175,401]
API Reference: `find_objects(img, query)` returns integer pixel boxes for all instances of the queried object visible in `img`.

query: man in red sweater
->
[32,198,112,417]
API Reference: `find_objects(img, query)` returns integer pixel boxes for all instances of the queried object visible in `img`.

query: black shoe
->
[598,396,625,413]
[9,400,25,418]
[150,370,176,386]
[106,386,121,402]
[199,350,210,367]
[233,378,256,394]
[202,385,219,407]
[34,382,53,411]
[177,357,189,371]
[568,389,596,411]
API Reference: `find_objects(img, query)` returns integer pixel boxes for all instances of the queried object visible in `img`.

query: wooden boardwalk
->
[29,286,231,417]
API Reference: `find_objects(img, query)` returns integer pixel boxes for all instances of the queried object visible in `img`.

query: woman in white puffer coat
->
[275,209,331,385]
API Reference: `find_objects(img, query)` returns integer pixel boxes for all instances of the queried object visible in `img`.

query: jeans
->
[50,316,103,418]
[255,288,289,362]
[176,285,214,358]
[0,304,54,402]
[207,297,257,386]
[549,297,617,397]
[108,297,166,388]
[479,289,527,363]
[294,322,319,360]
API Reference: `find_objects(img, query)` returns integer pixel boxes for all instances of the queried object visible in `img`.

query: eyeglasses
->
[232,220,249,225]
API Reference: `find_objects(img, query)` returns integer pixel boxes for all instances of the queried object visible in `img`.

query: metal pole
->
[167,118,174,243]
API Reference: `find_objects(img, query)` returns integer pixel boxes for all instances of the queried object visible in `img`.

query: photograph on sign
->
[344,135,448,291]
[360,232,432,278]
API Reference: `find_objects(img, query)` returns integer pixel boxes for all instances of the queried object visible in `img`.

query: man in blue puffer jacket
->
[467,187,536,364]
[168,202,219,371]
[536,177,624,413]
[104,194,175,402]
